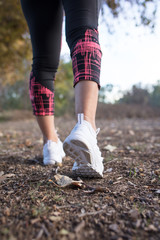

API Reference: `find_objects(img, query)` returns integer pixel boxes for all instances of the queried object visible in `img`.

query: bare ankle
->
[43,135,59,145]
[83,115,96,132]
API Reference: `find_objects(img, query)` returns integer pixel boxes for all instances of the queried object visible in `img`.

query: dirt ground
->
[0,116,160,240]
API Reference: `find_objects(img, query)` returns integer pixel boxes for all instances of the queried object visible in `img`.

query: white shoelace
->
[96,128,100,135]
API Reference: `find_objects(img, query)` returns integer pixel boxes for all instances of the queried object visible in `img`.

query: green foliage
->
[0,59,75,116]
[118,81,160,108]
[104,0,158,29]
[0,0,31,84]
[118,84,150,105]
[54,59,74,116]
[150,80,160,107]
[98,84,113,102]
[0,80,31,110]
[0,0,158,85]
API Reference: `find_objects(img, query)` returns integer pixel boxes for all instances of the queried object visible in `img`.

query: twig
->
[55,166,59,174]
[128,181,137,187]
[48,179,61,187]
[78,209,104,217]
[41,224,50,237]
[35,228,44,240]
[78,205,108,217]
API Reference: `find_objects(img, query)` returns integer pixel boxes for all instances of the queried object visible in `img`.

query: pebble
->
[109,223,121,234]
[129,209,139,220]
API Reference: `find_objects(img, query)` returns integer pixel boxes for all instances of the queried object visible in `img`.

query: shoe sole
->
[43,160,63,166]
[63,139,103,178]
[43,155,65,166]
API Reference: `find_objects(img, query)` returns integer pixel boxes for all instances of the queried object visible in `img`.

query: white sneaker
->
[63,113,104,178]
[43,138,65,165]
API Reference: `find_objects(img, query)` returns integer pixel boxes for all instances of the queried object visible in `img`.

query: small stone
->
[106,168,113,173]
[49,216,61,222]
[129,196,134,201]
[151,178,157,183]
[136,219,141,228]
[109,180,113,184]
[103,144,117,152]
[129,130,135,135]
[129,209,139,220]
[4,207,10,216]
[25,139,32,147]
[0,171,4,177]
[155,169,160,175]
[106,137,112,140]
[134,167,139,173]
[1,217,6,224]
[0,132,4,137]
[153,198,158,202]
[81,208,85,214]
[140,173,145,177]
[109,223,121,233]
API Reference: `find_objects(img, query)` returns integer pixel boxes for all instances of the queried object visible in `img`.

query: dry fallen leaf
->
[0,171,4,177]
[53,174,83,188]
[49,216,62,222]
[0,131,4,137]
[59,229,69,235]
[51,174,108,193]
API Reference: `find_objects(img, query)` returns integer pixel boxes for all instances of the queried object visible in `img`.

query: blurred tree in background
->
[54,59,74,116]
[118,84,150,105]
[0,59,75,116]
[104,0,157,28]
[0,0,158,84]
[98,84,113,102]
[0,0,31,85]
[0,80,29,110]
[150,80,160,107]
[118,81,160,108]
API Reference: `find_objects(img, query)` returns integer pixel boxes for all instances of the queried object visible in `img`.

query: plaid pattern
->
[71,28,102,90]
[29,72,54,116]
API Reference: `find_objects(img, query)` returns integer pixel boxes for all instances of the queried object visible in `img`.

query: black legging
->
[20,0,103,115]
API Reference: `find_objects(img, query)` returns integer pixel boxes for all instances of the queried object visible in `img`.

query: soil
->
[0,116,160,240]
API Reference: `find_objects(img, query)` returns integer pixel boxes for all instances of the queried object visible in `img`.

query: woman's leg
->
[74,81,98,131]
[20,0,63,144]
[62,0,104,177]
[63,0,102,131]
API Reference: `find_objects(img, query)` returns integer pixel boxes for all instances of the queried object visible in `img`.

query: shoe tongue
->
[77,113,98,136]
[47,140,57,148]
